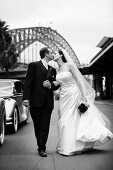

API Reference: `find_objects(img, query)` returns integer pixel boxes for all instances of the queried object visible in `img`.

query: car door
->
[0,98,6,145]
[12,81,29,122]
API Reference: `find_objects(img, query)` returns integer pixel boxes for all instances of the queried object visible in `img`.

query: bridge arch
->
[10,27,80,66]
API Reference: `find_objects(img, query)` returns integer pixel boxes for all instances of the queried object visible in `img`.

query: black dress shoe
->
[38,150,47,157]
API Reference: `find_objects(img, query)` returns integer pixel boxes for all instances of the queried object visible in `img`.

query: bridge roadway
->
[0,66,86,80]
[0,100,113,170]
[0,68,27,79]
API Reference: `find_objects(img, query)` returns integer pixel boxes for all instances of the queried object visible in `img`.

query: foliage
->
[0,44,19,71]
[0,19,12,54]
[0,19,19,77]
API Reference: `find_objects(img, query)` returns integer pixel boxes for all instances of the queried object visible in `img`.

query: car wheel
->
[12,108,18,133]
[0,118,5,145]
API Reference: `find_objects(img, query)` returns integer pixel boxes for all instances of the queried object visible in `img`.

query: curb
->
[95,100,113,106]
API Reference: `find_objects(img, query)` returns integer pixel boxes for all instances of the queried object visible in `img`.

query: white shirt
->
[41,59,48,70]
[41,59,51,89]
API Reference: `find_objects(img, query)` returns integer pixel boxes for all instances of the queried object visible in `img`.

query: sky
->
[0,0,113,63]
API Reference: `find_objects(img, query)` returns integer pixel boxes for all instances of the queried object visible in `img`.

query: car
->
[0,79,30,133]
[0,97,6,145]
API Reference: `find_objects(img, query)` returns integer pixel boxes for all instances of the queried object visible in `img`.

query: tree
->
[0,19,12,54]
[0,44,19,78]
[0,19,19,78]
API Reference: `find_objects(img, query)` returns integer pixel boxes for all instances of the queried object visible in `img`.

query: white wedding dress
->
[56,71,113,156]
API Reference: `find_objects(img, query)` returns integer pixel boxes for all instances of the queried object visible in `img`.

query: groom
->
[23,47,59,157]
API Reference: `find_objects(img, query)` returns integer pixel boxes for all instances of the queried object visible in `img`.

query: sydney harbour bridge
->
[10,26,80,68]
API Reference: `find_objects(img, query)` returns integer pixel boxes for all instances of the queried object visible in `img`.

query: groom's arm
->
[50,69,60,91]
[23,62,35,101]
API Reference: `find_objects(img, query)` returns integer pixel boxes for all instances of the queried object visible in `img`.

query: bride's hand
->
[53,81,59,86]
[80,97,90,107]
[80,96,87,102]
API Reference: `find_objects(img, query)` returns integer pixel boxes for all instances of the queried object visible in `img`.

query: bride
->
[53,49,113,156]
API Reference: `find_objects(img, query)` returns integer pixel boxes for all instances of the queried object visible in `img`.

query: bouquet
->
[78,100,90,113]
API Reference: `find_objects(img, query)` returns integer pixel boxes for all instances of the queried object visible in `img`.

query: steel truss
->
[10,27,80,66]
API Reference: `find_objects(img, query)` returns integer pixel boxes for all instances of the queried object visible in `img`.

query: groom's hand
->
[43,80,51,89]
[23,100,30,107]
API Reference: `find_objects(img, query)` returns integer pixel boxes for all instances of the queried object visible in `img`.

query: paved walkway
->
[0,100,113,170]
[95,100,113,106]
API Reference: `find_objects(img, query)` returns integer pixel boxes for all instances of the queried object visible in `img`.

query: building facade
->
[81,37,113,100]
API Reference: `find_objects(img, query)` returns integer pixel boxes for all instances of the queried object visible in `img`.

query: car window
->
[0,81,12,95]
[14,81,22,93]
[0,81,12,88]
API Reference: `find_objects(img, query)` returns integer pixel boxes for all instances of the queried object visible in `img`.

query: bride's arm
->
[69,63,86,100]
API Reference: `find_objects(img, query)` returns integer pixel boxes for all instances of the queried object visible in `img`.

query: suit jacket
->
[23,60,59,109]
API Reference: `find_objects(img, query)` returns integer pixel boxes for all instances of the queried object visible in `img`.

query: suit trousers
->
[30,104,53,151]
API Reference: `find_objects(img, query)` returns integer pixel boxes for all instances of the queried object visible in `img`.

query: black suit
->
[23,60,59,151]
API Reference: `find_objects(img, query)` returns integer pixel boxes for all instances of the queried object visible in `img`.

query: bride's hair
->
[58,50,67,63]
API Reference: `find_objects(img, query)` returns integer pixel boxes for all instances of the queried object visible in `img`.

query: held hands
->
[43,80,51,89]
[53,81,59,86]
